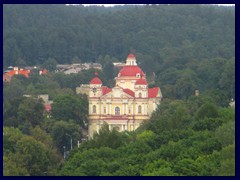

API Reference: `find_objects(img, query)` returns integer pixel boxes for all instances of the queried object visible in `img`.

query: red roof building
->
[3,73,12,82]
[79,54,162,138]
[90,77,103,84]
[135,78,148,85]
[148,87,160,98]
[118,66,145,77]
[5,68,30,79]
[45,103,52,112]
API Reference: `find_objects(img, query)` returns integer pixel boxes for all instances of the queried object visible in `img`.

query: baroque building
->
[77,54,162,138]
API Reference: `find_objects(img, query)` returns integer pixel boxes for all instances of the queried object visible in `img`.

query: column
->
[106,103,108,114]
[109,104,112,115]
[122,104,124,115]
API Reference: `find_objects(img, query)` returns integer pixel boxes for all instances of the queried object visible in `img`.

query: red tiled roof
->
[90,77,102,84]
[42,69,47,75]
[102,86,112,95]
[6,70,15,77]
[3,73,12,82]
[119,66,145,77]
[135,78,148,85]
[45,103,51,112]
[18,69,30,78]
[123,88,135,97]
[148,87,159,98]
[128,53,135,58]
[6,69,30,78]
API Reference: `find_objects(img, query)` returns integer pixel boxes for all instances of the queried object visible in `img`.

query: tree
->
[3,156,29,176]
[215,121,235,147]
[15,136,51,175]
[3,77,25,102]
[51,94,88,128]
[50,120,82,153]
[42,57,58,72]
[15,57,27,67]
[17,97,45,127]
[219,58,235,99]
[91,123,127,149]
[71,56,81,63]
[3,127,23,155]
[195,103,219,120]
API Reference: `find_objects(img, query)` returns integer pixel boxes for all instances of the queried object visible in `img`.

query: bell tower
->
[89,72,102,97]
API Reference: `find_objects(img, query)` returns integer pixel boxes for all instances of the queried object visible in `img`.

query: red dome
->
[90,77,102,84]
[119,66,145,77]
[128,54,135,58]
[135,78,148,85]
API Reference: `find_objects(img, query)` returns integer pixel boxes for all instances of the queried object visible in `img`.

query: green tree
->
[219,58,235,99]
[3,78,25,102]
[3,156,29,176]
[42,57,58,72]
[17,97,45,127]
[3,127,23,155]
[15,136,51,175]
[51,94,88,128]
[51,120,82,153]
[195,103,219,120]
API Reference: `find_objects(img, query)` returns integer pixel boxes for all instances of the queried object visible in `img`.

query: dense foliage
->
[3,4,235,100]
[59,99,235,176]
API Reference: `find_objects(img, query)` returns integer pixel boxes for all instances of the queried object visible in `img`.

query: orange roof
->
[42,69,47,75]
[148,87,159,98]
[6,69,30,78]
[6,70,15,77]
[135,78,148,85]
[123,88,135,97]
[119,66,145,77]
[102,86,112,95]
[90,77,102,84]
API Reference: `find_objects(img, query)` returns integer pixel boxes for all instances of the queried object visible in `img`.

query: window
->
[138,105,142,114]
[104,107,106,114]
[115,107,120,115]
[139,92,142,98]
[93,105,96,113]
[136,73,140,77]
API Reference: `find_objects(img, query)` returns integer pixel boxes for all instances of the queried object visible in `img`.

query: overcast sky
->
[80,4,235,7]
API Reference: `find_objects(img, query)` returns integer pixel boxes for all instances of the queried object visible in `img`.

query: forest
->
[3,4,235,176]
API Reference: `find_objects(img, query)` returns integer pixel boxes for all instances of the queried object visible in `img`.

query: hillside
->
[3,4,235,100]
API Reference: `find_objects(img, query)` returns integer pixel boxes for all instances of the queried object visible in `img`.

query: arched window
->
[136,73,140,78]
[104,107,106,114]
[138,105,142,114]
[139,92,142,98]
[93,105,96,113]
[115,107,120,115]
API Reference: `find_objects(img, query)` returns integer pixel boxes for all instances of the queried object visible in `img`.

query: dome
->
[128,54,135,58]
[90,77,102,84]
[135,78,148,85]
[119,66,145,77]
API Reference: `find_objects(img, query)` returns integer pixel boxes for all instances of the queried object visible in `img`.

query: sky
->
[79,4,235,7]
